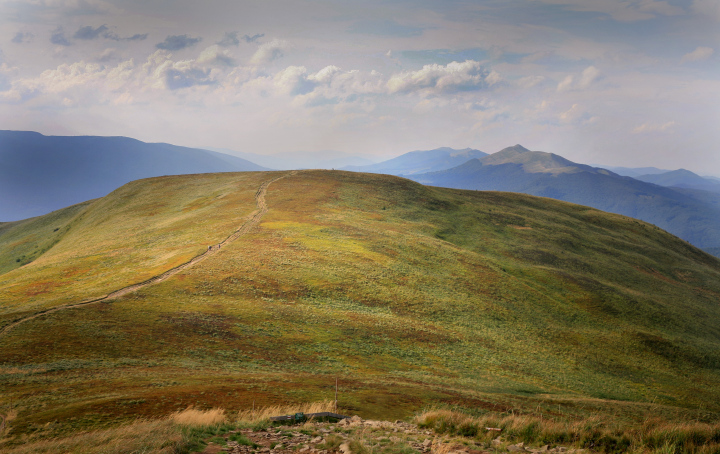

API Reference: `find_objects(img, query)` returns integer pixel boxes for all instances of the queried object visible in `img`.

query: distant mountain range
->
[204,148,378,170]
[0,130,266,221]
[4,130,720,256]
[408,145,720,253]
[597,165,671,178]
[636,169,720,193]
[342,147,487,175]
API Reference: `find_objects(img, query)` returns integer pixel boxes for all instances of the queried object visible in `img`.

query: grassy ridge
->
[2,170,720,446]
[0,200,94,275]
[0,172,275,324]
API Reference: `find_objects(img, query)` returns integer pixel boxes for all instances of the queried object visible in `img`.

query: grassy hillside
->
[411,150,720,251]
[2,170,720,447]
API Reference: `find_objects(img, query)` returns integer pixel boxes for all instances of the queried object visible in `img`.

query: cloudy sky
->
[0,0,718,173]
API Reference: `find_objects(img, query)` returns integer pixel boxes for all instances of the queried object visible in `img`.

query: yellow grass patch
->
[0,418,181,454]
[170,407,227,426]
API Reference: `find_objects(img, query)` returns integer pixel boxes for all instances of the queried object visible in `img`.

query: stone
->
[507,442,525,452]
[339,442,352,454]
[311,436,323,443]
[423,439,432,447]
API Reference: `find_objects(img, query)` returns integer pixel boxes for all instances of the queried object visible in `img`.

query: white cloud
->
[557,75,574,92]
[386,60,490,95]
[273,65,312,95]
[559,103,583,123]
[578,66,600,88]
[485,70,502,86]
[0,58,136,104]
[681,46,714,63]
[632,121,676,133]
[517,75,545,89]
[557,66,600,91]
[197,45,237,67]
[250,39,290,66]
[97,48,120,62]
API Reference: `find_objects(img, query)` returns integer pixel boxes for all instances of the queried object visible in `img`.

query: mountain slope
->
[637,169,720,193]
[342,147,487,175]
[411,146,720,252]
[2,170,720,441]
[0,130,268,221]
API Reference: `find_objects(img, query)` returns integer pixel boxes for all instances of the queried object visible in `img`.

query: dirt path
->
[0,172,295,339]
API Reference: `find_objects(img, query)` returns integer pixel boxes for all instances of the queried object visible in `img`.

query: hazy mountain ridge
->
[0,130,267,221]
[636,169,720,193]
[410,145,720,252]
[341,146,488,175]
[204,148,379,170]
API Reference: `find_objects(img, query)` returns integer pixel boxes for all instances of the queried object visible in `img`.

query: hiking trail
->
[0,172,296,339]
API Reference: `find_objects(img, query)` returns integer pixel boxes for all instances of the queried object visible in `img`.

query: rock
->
[423,439,432,447]
[311,436,323,443]
[338,418,350,427]
[507,442,525,452]
[339,442,352,454]
[491,437,504,446]
[350,415,363,423]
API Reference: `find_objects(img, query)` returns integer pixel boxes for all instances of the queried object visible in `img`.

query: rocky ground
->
[201,416,589,454]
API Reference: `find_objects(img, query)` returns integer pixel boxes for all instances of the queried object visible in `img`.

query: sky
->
[0,0,718,173]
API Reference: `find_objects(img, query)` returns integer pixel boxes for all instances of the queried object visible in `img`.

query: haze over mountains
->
[206,148,378,170]
[0,131,266,221]
[341,147,488,175]
[3,130,720,257]
[636,169,720,193]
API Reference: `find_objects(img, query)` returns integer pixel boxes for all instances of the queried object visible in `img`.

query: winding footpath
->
[0,172,295,339]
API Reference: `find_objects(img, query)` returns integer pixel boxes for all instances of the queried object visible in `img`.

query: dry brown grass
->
[0,419,181,454]
[235,400,335,424]
[416,409,720,454]
[170,407,227,426]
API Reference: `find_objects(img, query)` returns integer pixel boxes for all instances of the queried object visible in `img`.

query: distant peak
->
[507,144,531,152]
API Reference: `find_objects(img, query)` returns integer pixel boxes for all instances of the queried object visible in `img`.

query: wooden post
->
[335,378,338,413]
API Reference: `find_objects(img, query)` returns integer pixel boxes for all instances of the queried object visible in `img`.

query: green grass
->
[0,200,93,275]
[2,170,720,447]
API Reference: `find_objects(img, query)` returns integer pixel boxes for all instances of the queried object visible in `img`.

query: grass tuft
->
[170,407,226,427]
